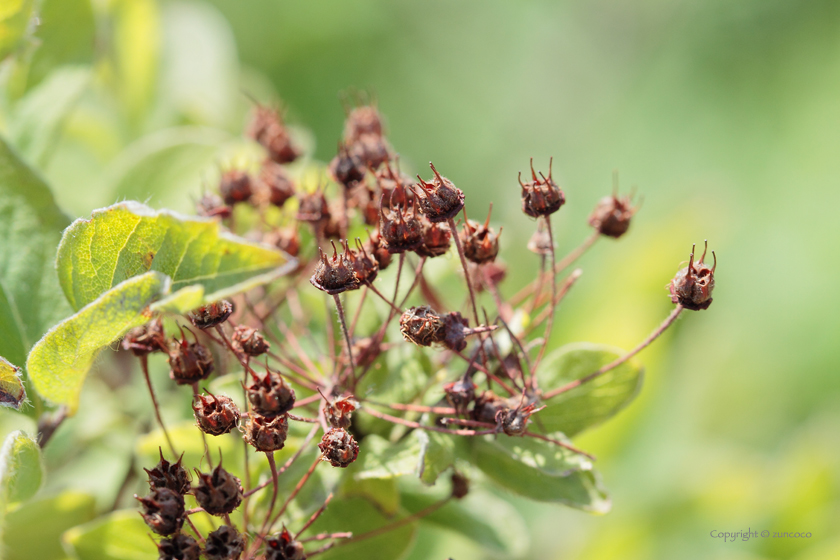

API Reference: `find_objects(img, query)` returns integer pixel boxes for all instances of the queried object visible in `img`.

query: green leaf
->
[353,434,423,480]
[3,491,96,560]
[416,430,455,485]
[0,0,34,62]
[63,510,156,560]
[0,430,43,505]
[56,201,295,311]
[471,433,611,513]
[340,476,400,516]
[0,356,25,410]
[537,342,644,436]
[25,0,95,91]
[26,271,200,412]
[0,137,72,414]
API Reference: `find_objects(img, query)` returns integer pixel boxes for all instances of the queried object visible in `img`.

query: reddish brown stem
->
[139,355,177,457]
[532,215,557,381]
[295,493,334,539]
[362,405,495,436]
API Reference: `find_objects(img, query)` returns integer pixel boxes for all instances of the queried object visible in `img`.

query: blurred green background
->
[2,0,840,559]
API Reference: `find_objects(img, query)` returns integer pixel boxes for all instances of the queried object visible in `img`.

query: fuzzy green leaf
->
[416,430,455,485]
[537,342,644,436]
[0,356,25,410]
[353,434,423,480]
[3,491,96,560]
[63,510,156,560]
[0,430,43,505]
[56,201,294,311]
[0,0,34,62]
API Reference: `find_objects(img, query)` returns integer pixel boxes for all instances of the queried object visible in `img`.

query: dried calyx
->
[264,227,301,258]
[296,189,330,224]
[193,464,243,516]
[231,325,270,357]
[122,319,166,356]
[242,412,289,452]
[471,391,541,436]
[246,368,296,416]
[219,169,253,206]
[413,162,465,222]
[158,533,201,560]
[347,238,379,284]
[460,205,502,264]
[247,103,300,164]
[265,528,306,560]
[309,240,360,294]
[145,449,191,495]
[519,158,565,217]
[257,160,296,208]
[416,219,452,258]
[379,189,423,253]
[196,192,232,220]
[365,230,392,270]
[400,306,491,352]
[669,241,716,310]
[443,377,477,415]
[324,394,358,429]
[189,300,234,329]
[137,487,185,535]
[329,142,366,189]
[167,327,214,385]
[588,179,638,238]
[318,427,359,468]
[451,472,470,499]
[193,391,240,436]
[204,525,245,560]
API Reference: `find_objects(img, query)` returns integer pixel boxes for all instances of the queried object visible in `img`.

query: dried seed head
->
[588,178,638,238]
[374,161,414,206]
[400,306,446,347]
[344,105,384,142]
[197,192,232,220]
[136,487,185,535]
[416,219,452,258]
[496,403,537,436]
[379,190,423,253]
[350,134,391,169]
[477,261,507,291]
[219,169,253,206]
[318,427,359,468]
[527,222,553,255]
[242,412,289,452]
[264,227,301,258]
[193,392,240,436]
[443,378,477,415]
[460,206,501,264]
[451,472,470,499]
[158,533,201,560]
[413,162,465,223]
[193,464,243,516]
[309,240,360,294]
[348,185,380,227]
[256,161,296,208]
[296,190,330,224]
[347,238,379,284]
[167,328,214,386]
[471,391,508,425]
[329,142,367,189]
[189,300,234,329]
[349,336,382,369]
[365,230,392,270]
[247,104,300,164]
[441,311,470,352]
[324,395,358,430]
[204,525,245,560]
[145,449,191,495]
[122,319,166,356]
[265,528,306,560]
[669,241,716,310]
[519,158,565,217]
[246,369,296,416]
[231,325,270,357]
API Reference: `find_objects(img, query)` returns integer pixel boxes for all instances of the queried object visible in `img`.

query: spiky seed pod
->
[347,238,379,284]
[264,227,301,258]
[669,241,716,310]
[451,472,470,499]
[247,104,300,164]
[365,230,392,270]
[460,207,501,264]
[196,192,232,220]
[242,412,289,452]
[193,464,243,516]
[519,158,565,217]
[416,219,452,258]
[136,487,185,535]
[204,525,245,560]
[441,311,470,352]
[527,223,553,255]
[443,378,477,415]
[167,328,214,385]
[344,105,384,142]
[158,533,201,560]
[471,391,508,425]
[496,404,537,436]
[310,240,360,295]
[219,169,253,206]
[348,185,380,227]
[400,306,446,347]
[122,319,166,356]
[246,369,296,416]
[265,528,306,560]
[374,161,414,206]
[189,300,234,329]
[257,161,296,208]
[231,325,270,357]
[193,392,240,436]
[413,162,465,223]
[379,190,423,253]
[145,449,191,495]
[318,428,359,468]
[349,133,391,170]
[296,191,330,224]
[588,190,638,238]
[329,142,366,189]
[324,395,358,430]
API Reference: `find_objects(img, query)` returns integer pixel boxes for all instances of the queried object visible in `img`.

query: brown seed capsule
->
[349,336,382,369]
[219,169,253,206]
[137,487,185,535]
[443,378,477,415]
[256,161,296,208]
[242,412,289,452]
[413,162,465,223]
[344,105,384,142]
[247,104,300,164]
[349,185,380,227]
[460,206,501,264]
[204,525,245,560]
[329,142,366,189]
[400,306,446,347]
[122,319,166,356]
[231,325,270,357]
[189,300,234,330]
[451,472,470,499]
[310,240,360,295]
[471,391,508,425]
[365,230,392,270]
[193,392,240,436]
[669,241,716,311]
[296,190,330,224]
[347,238,379,284]
[349,134,392,170]
[318,427,359,468]
[379,190,423,253]
[265,528,306,560]
[374,161,414,206]
[588,181,638,238]
[196,192,232,220]
[167,328,214,385]
[519,158,565,217]
[441,311,471,352]
[158,533,201,560]
[324,395,358,430]
[246,369,296,416]
[416,219,452,258]
[145,449,191,495]
[495,403,538,437]
[193,464,243,516]
[264,227,301,258]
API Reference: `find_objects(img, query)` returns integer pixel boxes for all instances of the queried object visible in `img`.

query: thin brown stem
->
[447,217,480,329]
[398,255,427,308]
[349,284,368,336]
[268,456,321,532]
[295,493,334,539]
[332,294,355,377]
[138,355,177,457]
[362,406,495,436]
[366,282,403,313]
[532,215,557,380]
[191,383,212,469]
[259,452,279,537]
[451,349,517,395]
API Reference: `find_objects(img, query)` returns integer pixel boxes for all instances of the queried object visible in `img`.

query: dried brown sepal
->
[379,190,423,253]
[122,319,166,356]
[324,395,358,430]
[365,230,392,270]
[527,222,553,255]
[193,392,240,436]
[256,161,296,208]
[470,391,508,425]
[588,190,638,238]
[669,241,716,310]
[247,104,300,164]
[219,169,253,206]
[196,192,232,220]
[246,369,296,416]
[399,306,446,347]
[496,403,538,436]
[344,105,384,143]
[318,427,359,468]
[309,240,360,294]
[264,227,301,258]
[441,311,471,352]
[350,336,382,369]
[136,487,185,535]
[443,378,477,415]
[329,142,366,189]
[519,158,565,217]
[460,207,501,264]
[193,464,243,516]
[416,219,452,258]
[265,528,306,560]
[231,325,270,357]
[158,534,201,560]
[167,328,214,386]
[451,472,470,499]
[145,449,191,495]
[347,238,379,284]
[189,300,234,329]
[204,525,245,560]
[296,190,330,224]
[413,162,465,223]
[350,134,391,170]
[242,412,289,452]
[374,161,414,206]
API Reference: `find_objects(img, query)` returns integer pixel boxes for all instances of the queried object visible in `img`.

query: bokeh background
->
[2,0,840,559]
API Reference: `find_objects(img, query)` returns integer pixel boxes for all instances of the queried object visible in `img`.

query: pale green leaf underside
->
[63,510,157,560]
[56,201,295,311]
[0,355,25,410]
[0,430,43,505]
